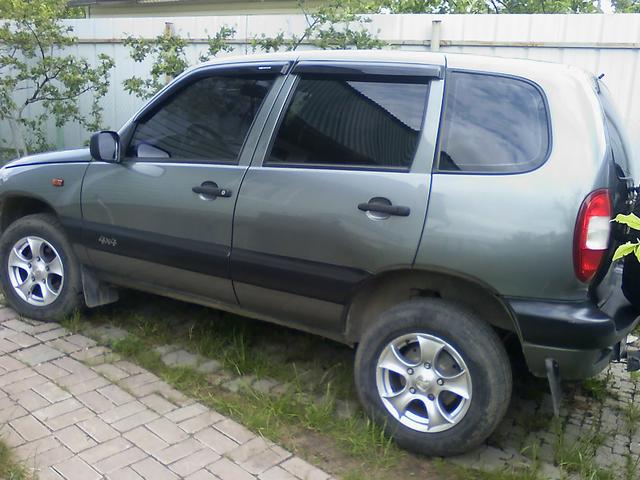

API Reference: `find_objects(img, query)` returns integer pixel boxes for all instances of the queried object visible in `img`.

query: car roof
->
[194,49,582,80]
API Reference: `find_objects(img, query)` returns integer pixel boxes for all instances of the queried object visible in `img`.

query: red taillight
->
[573,189,612,283]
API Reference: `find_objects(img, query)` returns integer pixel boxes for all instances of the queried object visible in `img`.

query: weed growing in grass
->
[622,403,640,436]
[624,453,640,480]
[434,459,540,480]
[223,327,254,376]
[555,429,614,480]
[520,441,540,470]
[302,385,336,431]
[0,440,34,480]
[581,376,611,402]
[342,470,368,480]
[60,309,84,333]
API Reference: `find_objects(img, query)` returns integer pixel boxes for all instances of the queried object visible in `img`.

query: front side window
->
[438,72,550,173]
[128,75,275,163]
[266,76,429,169]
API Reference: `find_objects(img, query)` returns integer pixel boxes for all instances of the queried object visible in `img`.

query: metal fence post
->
[164,22,174,85]
[431,19,442,52]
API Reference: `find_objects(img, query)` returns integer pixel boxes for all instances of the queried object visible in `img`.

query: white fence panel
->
[1,13,640,157]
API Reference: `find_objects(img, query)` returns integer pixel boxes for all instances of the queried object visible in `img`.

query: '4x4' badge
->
[98,236,117,247]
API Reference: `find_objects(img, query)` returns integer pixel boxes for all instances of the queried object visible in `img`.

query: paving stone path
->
[457,360,640,479]
[0,307,332,480]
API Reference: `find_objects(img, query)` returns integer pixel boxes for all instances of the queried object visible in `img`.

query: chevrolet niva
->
[1,50,638,456]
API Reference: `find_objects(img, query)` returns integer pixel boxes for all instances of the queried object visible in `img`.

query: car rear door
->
[230,60,444,336]
[80,62,288,305]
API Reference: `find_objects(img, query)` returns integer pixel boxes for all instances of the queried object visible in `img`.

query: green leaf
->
[613,213,640,231]
[635,244,640,263]
[613,242,638,261]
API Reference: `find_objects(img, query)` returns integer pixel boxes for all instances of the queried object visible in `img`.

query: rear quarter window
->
[438,71,550,174]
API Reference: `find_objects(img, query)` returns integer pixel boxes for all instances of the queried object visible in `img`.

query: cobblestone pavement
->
[0,307,332,480]
[460,360,640,478]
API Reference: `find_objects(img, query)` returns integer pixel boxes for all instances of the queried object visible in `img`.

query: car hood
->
[4,148,92,168]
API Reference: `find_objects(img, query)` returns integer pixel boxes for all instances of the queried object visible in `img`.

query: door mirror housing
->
[90,131,121,163]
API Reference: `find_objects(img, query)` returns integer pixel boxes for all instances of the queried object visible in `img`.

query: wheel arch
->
[0,195,59,233]
[345,267,520,343]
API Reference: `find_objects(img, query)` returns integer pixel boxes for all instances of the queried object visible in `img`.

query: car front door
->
[81,62,288,305]
[231,60,444,336]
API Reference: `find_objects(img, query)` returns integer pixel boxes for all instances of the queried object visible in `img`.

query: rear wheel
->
[0,214,83,321]
[354,298,512,456]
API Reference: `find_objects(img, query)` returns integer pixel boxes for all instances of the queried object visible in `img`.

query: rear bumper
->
[506,266,639,379]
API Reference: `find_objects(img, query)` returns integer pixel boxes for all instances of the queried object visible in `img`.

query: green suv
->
[0,50,637,456]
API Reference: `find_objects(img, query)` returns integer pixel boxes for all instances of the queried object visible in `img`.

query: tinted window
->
[439,72,549,173]
[266,77,429,169]
[129,75,274,163]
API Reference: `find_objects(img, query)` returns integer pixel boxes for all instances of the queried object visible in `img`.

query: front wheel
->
[0,214,83,321]
[354,299,512,456]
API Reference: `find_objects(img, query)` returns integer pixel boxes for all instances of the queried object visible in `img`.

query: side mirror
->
[90,131,120,163]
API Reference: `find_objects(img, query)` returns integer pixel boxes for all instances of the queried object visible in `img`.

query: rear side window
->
[438,72,550,173]
[128,75,275,163]
[266,77,429,169]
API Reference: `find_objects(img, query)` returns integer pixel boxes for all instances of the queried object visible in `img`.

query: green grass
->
[625,453,640,480]
[554,429,614,480]
[0,440,34,480]
[580,377,611,402]
[622,403,640,436]
[434,460,540,480]
[84,293,357,400]
[60,309,85,333]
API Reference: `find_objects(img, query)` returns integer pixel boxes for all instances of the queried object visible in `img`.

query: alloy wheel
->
[7,236,64,306]
[376,333,472,433]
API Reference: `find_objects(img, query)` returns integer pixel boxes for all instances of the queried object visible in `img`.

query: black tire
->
[0,214,83,321]
[354,298,512,457]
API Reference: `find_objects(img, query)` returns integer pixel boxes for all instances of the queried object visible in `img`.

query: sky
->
[601,0,613,13]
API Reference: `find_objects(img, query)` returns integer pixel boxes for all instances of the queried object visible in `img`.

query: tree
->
[123,25,236,100]
[611,214,640,261]
[123,0,384,100]
[0,0,115,157]
[611,0,640,12]
[370,0,599,13]
[250,0,385,52]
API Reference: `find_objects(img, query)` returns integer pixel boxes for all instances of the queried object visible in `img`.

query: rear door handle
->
[358,201,410,217]
[193,182,232,198]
